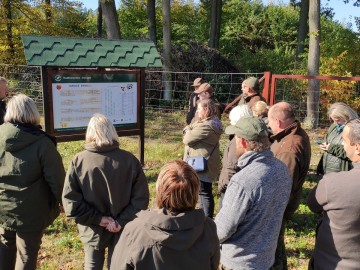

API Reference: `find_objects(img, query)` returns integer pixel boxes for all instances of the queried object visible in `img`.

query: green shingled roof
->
[21,35,162,68]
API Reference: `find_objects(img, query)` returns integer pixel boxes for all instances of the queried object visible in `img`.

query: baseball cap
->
[243,77,260,91]
[191,78,204,87]
[225,116,268,141]
[194,83,214,94]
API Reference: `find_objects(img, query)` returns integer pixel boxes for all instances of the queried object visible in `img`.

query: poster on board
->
[48,71,139,133]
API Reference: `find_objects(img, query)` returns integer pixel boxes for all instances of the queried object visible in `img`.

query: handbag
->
[186,156,208,172]
[185,143,218,173]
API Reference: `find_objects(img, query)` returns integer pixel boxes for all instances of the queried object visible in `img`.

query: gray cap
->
[225,116,268,141]
[243,77,260,91]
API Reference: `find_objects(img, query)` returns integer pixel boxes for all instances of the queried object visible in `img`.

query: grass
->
[38,110,323,269]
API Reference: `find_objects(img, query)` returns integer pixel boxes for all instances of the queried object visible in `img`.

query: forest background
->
[0,0,359,76]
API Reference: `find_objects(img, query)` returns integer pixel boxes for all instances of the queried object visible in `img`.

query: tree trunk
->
[162,0,172,101]
[209,0,217,48]
[215,0,222,49]
[209,0,222,48]
[305,0,320,128]
[44,0,52,22]
[296,0,309,61]
[4,0,15,61]
[97,0,103,37]
[147,0,157,45]
[100,0,121,39]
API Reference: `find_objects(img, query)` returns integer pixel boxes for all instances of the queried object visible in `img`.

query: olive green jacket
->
[183,116,223,182]
[318,123,352,174]
[0,123,65,232]
[62,143,149,249]
[111,208,220,270]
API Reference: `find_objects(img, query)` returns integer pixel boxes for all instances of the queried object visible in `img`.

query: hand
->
[99,216,114,227]
[106,220,122,233]
[319,143,329,151]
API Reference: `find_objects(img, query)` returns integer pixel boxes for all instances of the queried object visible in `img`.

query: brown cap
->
[194,83,214,94]
[191,77,204,87]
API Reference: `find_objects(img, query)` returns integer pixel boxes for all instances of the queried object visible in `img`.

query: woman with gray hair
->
[0,94,65,269]
[62,113,149,270]
[317,102,359,174]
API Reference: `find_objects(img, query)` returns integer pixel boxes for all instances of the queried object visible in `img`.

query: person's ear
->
[355,143,360,155]
[240,137,247,149]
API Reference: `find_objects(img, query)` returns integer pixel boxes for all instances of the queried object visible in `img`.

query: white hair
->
[4,94,40,125]
[86,113,119,147]
[229,105,253,125]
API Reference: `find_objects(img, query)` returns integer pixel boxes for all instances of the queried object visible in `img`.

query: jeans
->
[199,181,214,219]
[0,227,43,270]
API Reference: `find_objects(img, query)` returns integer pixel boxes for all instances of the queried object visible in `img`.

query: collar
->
[243,93,260,101]
[237,149,273,169]
[85,141,120,153]
[270,120,300,142]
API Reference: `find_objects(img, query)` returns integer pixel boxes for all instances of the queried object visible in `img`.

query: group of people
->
[0,74,359,270]
[182,77,360,270]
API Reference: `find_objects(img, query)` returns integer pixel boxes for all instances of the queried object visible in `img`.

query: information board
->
[43,69,143,141]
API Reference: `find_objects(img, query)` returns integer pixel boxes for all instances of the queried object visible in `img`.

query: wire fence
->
[1,64,359,129]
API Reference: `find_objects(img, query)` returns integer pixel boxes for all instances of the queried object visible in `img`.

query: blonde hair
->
[229,105,253,125]
[4,94,40,125]
[252,101,268,118]
[328,102,358,122]
[86,113,119,147]
[156,160,200,213]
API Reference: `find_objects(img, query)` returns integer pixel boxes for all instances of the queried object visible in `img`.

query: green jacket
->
[0,123,65,232]
[62,143,149,249]
[110,208,220,270]
[319,123,352,174]
[183,116,223,182]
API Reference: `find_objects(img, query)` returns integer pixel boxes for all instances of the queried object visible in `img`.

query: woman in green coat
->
[317,102,358,174]
[0,94,65,269]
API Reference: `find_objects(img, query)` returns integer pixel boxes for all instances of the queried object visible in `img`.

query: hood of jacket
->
[0,123,44,152]
[137,208,207,251]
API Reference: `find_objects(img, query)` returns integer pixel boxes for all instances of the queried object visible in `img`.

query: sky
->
[79,0,359,32]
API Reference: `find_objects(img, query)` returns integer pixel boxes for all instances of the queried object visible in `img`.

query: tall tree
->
[97,0,103,37]
[209,0,222,48]
[100,0,121,39]
[306,0,320,128]
[44,0,52,22]
[3,0,15,62]
[296,0,309,61]
[147,0,157,44]
[162,0,172,101]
